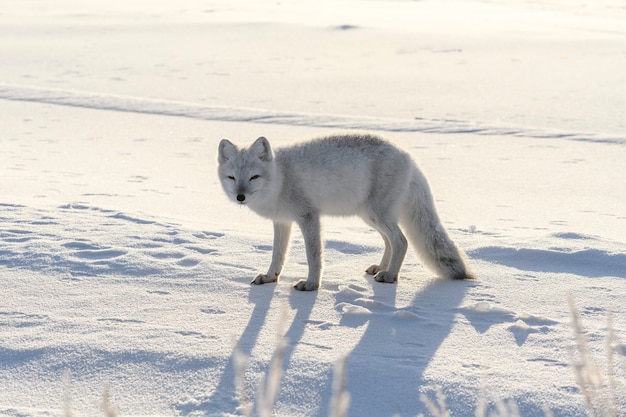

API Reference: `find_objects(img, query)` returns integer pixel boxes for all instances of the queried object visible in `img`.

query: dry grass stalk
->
[329,355,351,417]
[234,346,253,417]
[568,296,621,417]
[420,388,450,417]
[63,370,76,417]
[100,384,118,417]
[257,335,287,417]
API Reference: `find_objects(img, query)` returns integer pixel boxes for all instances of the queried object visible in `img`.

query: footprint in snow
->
[335,284,419,327]
[1,203,218,278]
[0,311,50,328]
[200,307,225,315]
[458,301,558,345]
[175,330,215,339]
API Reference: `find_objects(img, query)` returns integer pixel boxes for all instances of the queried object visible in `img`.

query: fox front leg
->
[293,212,322,291]
[252,222,292,285]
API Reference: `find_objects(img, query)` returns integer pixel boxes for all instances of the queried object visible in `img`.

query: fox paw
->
[293,279,319,291]
[366,264,383,275]
[373,271,397,283]
[251,274,277,285]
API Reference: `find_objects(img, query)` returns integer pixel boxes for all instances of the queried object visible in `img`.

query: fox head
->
[218,136,274,206]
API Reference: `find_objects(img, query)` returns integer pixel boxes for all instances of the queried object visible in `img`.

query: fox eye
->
[227,175,235,181]
[250,175,260,181]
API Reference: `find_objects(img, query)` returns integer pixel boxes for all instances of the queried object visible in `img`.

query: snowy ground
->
[1,1,625,416]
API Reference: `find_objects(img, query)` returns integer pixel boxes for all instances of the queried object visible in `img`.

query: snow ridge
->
[1,83,623,145]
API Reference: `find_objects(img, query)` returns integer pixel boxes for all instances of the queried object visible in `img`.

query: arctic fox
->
[218,134,472,291]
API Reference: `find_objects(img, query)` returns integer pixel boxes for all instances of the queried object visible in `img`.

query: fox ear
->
[218,139,237,163]
[250,136,273,162]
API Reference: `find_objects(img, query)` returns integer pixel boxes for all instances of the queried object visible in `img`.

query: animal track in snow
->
[97,317,144,324]
[200,307,225,315]
[175,330,215,340]
[70,247,128,260]
[0,203,220,279]
[458,301,558,345]
[192,231,224,240]
[0,311,50,328]
[334,284,419,324]
[185,246,217,255]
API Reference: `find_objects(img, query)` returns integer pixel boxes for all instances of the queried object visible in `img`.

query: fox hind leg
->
[365,234,391,276]
[361,211,407,283]
[373,223,407,283]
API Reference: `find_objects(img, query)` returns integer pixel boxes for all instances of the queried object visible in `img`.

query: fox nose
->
[236,194,246,202]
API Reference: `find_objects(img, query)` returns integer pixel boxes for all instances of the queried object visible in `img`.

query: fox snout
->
[235,184,248,203]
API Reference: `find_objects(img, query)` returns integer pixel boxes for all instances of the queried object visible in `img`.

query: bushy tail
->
[400,166,473,280]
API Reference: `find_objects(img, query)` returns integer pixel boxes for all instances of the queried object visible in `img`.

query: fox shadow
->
[175,283,276,415]
[337,276,472,417]
[176,281,318,416]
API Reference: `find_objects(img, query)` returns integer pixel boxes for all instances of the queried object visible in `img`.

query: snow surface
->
[1,0,625,416]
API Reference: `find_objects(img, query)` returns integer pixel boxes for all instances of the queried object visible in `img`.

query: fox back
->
[218,134,412,221]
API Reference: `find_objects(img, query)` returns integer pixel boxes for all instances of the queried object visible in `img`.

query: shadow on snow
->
[469,246,626,278]
[340,277,471,417]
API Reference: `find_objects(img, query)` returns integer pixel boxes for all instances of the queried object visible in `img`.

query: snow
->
[1,0,625,416]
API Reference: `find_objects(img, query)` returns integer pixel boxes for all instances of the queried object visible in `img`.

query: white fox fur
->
[218,133,473,291]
